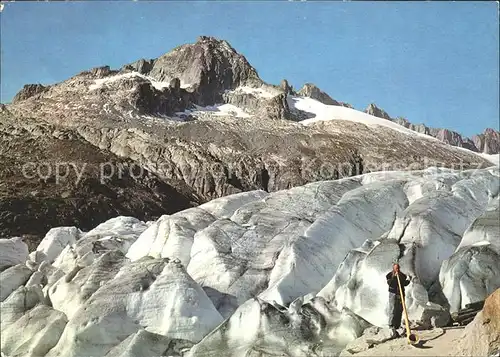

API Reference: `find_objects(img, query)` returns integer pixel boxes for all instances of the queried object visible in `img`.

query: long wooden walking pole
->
[396,273,419,345]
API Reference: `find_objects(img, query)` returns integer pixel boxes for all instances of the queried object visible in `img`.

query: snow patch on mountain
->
[189,103,251,118]
[290,96,498,166]
[232,85,281,99]
[292,96,439,138]
[479,153,500,165]
[89,72,192,91]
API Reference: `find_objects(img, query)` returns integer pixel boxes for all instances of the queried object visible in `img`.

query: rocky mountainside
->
[0,112,197,250]
[365,103,500,153]
[1,36,497,245]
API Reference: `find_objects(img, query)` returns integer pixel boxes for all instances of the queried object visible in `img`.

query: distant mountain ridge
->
[365,103,499,154]
[9,36,498,155]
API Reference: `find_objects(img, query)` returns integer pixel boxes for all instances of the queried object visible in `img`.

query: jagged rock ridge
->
[364,103,499,154]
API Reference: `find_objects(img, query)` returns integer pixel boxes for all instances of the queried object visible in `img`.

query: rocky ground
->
[341,327,464,356]
[340,287,500,357]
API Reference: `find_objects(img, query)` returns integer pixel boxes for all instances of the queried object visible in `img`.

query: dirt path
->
[352,327,465,356]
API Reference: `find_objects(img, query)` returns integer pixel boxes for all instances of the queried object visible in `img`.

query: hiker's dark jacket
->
[386,272,410,296]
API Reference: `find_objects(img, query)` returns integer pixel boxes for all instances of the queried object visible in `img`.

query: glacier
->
[0,166,499,357]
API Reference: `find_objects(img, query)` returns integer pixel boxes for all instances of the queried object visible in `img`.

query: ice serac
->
[1,305,68,357]
[187,297,369,357]
[104,329,194,357]
[49,250,128,319]
[126,209,214,265]
[317,239,450,329]
[260,180,408,305]
[386,168,500,288]
[0,167,499,356]
[0,264,34,302]
[440,196,500,313]
[36,227,82,263]
[0,237,29,271]
[126,191,267,264]
[51,216,147,276]
[47,257,223,357]
[187,179,362,308]
[0,285,44,330]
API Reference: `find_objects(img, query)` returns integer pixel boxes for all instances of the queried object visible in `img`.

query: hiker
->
[386,263,411,331]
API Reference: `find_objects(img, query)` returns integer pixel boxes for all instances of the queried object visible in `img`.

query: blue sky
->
[1,1,498,136]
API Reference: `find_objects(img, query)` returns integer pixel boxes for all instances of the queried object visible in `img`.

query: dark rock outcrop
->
[12,84,48,104]
[429,128,478,151]
[129,36,262,106]
[260,93,291,120]
[393,117,431,135]
[298,83,341,106]
[128,80,192,116]
[472,128,500,154]
[170,77,181,91]
[370,108,499,154]
[280,79,293,95]
[89,65,115,78]
[365,103,392,120]
[123,58,155,74]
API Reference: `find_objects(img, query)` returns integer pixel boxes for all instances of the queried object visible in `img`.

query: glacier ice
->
[0,237,29,271]
[0,167,498,356]
[440,195,500,312]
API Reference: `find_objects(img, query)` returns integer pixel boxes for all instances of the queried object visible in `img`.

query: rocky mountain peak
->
[12,84,48,104]
[124,36,262,105]
[298,83,341,106]
[280,79,293,95]
[473,128,500,154]
[297,83,354,108]
[431,128,471,149]
[121,59,155,75]
[365,103,392,120]
[89,65,115,78]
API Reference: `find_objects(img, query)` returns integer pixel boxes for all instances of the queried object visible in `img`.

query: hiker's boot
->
[396,327,406,337]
